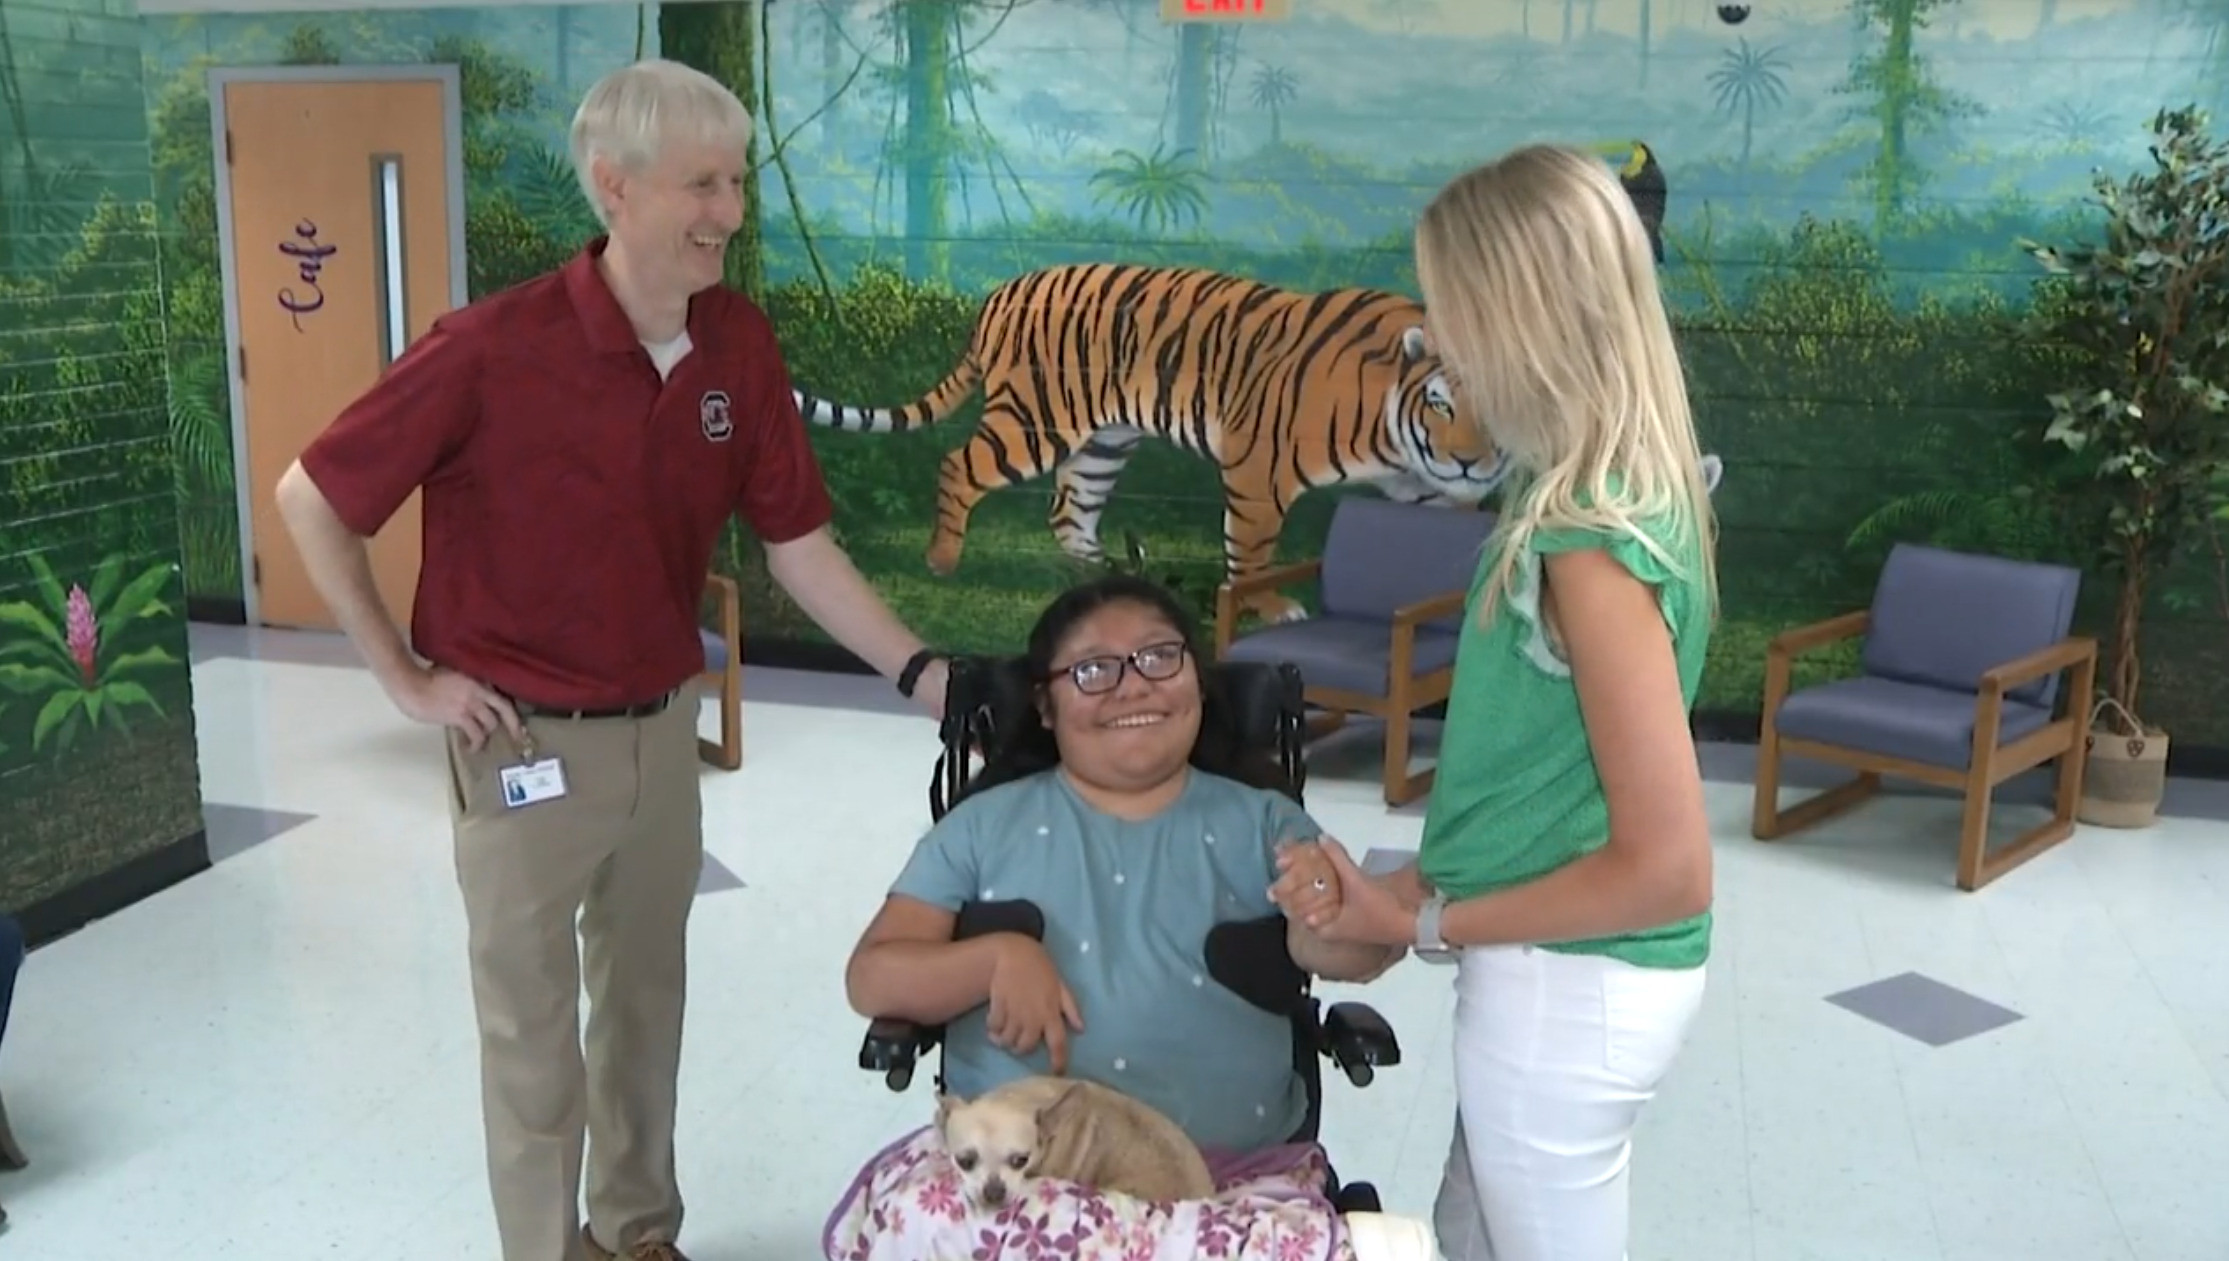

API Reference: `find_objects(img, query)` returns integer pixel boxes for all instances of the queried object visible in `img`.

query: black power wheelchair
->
[855,652,1406,1214]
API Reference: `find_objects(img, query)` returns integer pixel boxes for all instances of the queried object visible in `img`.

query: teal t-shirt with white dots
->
[1416,498,1715,971]
[887,767,1314,1154]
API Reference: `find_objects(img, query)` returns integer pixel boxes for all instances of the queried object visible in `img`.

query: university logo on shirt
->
[700,390,734,442]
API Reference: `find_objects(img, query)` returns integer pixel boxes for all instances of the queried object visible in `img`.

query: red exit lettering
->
[1187,0,1267,12]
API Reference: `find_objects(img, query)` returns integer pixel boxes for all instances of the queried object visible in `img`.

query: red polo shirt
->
[298,237,832,709]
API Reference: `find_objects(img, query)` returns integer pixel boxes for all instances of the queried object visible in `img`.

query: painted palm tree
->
[0,159,99,273]
[1089,144,1210,236]
[2038,100,2113,151]
[1248,63,1297,147]
[1707,37,1789,168]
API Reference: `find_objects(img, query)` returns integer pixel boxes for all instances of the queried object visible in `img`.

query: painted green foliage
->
[1,0,204,913]
[124,0,2229,747]
[0,555,180,758]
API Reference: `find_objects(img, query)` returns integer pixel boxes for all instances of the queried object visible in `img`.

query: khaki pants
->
[444,682,703,1261]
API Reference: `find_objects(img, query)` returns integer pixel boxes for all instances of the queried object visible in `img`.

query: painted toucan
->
[1593,140,1666,262]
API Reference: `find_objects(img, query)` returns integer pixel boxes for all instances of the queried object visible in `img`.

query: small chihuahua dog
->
[934,1076,1217,1211]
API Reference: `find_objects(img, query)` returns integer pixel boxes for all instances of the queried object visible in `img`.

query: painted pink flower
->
[65,584,97,683]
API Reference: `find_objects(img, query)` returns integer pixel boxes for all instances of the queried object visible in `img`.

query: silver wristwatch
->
[1414,893,1457,963]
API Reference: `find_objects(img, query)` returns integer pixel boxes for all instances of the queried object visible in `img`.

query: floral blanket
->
[822,1125,1353,1261]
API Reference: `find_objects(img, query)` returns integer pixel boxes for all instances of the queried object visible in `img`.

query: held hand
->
[1270,838,1343,930]
[1300,840,1419,949]
[387,664,523,752]
[986,935,1083,1075]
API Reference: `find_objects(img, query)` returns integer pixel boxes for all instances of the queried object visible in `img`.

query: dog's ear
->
[1035,1081,1086,1142]
[936,1092,965,1129]
[1037,1081,1084,1118]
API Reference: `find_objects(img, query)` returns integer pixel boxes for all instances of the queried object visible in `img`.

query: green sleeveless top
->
[1416,495,1715,970]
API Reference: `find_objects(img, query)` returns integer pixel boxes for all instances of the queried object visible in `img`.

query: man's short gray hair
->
[569,59,754,226]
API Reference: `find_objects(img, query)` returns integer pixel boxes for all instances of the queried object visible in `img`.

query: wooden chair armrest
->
[1220,558,1322,600]
[705,571,741,639]
[1390,588,1467,630]
[1978,636,2096,699]
[1767,610,1869,659]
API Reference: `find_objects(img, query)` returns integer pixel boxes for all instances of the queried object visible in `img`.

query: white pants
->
[1431,943,1706,1261]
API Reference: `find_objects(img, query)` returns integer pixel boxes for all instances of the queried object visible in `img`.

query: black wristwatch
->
[897,648,946,699]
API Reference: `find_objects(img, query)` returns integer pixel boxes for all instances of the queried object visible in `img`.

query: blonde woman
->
[1271,145,1718,1260]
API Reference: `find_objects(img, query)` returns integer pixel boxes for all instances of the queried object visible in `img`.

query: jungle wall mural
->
[118,0,2229,758]
[0,0,205,921]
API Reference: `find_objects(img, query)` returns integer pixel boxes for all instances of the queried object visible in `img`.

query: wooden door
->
[219,75,458,632]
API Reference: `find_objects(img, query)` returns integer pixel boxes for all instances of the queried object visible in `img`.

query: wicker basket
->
[2078,697,2169,829]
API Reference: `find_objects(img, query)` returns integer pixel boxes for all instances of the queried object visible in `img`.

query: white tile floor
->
[3,630,2227,1260]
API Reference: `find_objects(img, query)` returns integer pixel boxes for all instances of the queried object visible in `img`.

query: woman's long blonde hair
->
[1415,144,1718,629]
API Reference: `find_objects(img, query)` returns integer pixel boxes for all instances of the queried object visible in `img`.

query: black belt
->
[513,688,678,721]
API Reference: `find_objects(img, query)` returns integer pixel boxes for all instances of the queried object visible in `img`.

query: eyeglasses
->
[1050,640,1190,695]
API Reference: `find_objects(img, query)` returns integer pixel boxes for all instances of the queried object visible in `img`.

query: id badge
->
[499,756,568,808]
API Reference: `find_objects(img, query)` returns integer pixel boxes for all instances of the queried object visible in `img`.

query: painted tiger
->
[792,262,1513,624]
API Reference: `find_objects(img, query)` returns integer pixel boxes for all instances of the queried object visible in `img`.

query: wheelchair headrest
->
[956,656,1038,746]
[1212,658,1309,752]
[931,653,1309,818]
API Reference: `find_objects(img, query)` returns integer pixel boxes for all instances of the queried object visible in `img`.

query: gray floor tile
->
[1827,970,2025,1047]
[698,851,744,895]
[203,802,318,863]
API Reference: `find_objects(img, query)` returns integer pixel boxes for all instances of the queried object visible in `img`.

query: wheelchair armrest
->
[955,898,1047,943]
[1204,914,1309,1017]
[1204,915,1403,1087]
[860,1017,942,1092]
[856,898,1049,1092]
[1320,1001,1401,1088]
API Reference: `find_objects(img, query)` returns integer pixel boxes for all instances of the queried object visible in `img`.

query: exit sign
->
[1161,0,1292,20]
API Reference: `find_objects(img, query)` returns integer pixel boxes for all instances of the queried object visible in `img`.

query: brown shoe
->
[581,1224,690,1261]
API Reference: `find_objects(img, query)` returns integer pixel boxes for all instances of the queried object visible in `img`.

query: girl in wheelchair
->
[825,574,1437,1261]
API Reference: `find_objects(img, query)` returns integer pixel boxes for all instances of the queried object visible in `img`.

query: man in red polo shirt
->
[274,60,949,1261]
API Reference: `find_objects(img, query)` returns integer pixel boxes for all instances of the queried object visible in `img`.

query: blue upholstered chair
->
[697,571,742,770]
[1212,496,1497,805]
[1752,542,2098,891]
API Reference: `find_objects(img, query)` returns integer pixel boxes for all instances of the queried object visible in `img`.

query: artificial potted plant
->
[2024,104,2229,827]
